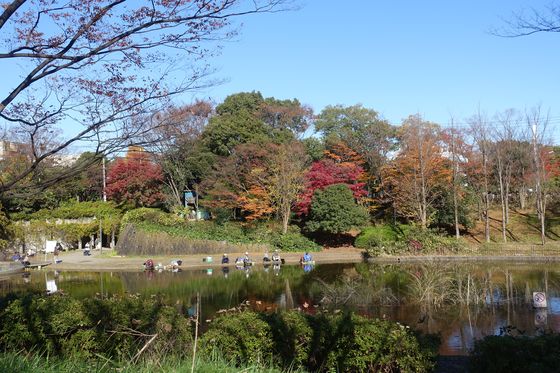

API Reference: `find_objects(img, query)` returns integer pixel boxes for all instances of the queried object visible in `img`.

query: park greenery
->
[0,92,559,255]
[0,1,559,254]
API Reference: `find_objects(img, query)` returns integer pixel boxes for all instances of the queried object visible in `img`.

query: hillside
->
[465,208,560,246]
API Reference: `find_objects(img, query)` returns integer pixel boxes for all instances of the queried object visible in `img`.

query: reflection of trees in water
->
[312,265,401,310]
[311,263,560,329]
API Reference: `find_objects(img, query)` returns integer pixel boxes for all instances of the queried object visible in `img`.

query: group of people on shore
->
[143,250,314,272]
[222,250,283,266]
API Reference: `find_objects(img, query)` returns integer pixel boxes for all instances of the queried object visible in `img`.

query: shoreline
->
[16,248,560,272]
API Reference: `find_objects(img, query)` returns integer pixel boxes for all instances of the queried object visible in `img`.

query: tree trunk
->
[497,158,507,243]
[483,152,490,243]
[282,207,290,235]
[519,184,527,210]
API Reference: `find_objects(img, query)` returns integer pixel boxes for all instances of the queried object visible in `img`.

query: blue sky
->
[2,1,559,145]
[193,0,560,140]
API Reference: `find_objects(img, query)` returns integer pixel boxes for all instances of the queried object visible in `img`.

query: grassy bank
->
[116,208,320,256]
[0,353,290,373]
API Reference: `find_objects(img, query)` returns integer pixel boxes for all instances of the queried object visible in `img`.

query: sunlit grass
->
[0,352,297,373]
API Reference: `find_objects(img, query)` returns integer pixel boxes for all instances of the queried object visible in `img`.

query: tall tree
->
[315,104,394,193]
[267,141,308,234]
[467,112,492,243]
[202,143,274,221]
[0,0,288,194]
[202,92,312,156]
[526,107,556,245]
[381,115,451,229]
[296,142,368,216]
[150,100,214,208]
[106,151,164,207]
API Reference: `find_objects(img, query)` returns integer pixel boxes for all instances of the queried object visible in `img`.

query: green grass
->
[0,353,296,373]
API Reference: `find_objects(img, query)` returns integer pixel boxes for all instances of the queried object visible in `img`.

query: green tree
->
[315,104,395,178]
[302,137,325,161]
[306,184,368,235]
[201,92,312,156]
[0,202,13,250]
[202,92,271,156]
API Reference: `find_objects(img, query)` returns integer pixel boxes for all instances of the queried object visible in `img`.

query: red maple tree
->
[295,142,367,216]
[106,153,165,207]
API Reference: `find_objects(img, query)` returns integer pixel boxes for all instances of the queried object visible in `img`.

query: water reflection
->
[2,261,560,355]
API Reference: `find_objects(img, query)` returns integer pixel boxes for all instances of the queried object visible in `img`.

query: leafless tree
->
[526,107,551,245]
[0,0,291,195]
[494,2,560,37]
[468,111,492,243]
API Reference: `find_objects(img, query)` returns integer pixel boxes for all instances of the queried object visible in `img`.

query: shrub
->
[325,314,436,372]
[354,225,407,256]
[305,184,369,235]
[200,311,275,367]
[357,224,464,256]
[470,333,560,373]
[0,293,192,360]
[200,310,437,372]
[265,311,313,369]
[270,232,321,252]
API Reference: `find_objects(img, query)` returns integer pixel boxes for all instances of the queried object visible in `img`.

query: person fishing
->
[143,258,155,271]
[221,253,229,264]
[301,252,312,263]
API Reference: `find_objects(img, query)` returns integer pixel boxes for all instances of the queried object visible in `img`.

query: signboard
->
[45,240,57,254]
[535,309,547,327]
[533,292,547,308]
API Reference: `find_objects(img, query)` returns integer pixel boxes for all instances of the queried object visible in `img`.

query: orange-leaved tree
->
[382,115,452,229]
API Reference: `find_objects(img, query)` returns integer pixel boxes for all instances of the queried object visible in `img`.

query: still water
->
[2,261,560,355]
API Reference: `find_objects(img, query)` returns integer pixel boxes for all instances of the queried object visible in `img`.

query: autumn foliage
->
[106,153,165,208]
[296,142,367,216]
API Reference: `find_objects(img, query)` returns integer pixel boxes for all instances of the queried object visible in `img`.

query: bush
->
[0,293,192,360]
[200,310,437,372]
[265,311,313,369]
[354,225,407,256]
[200,311,275,367]
[470,333,560,373]
[356,224,464,257]
[306,184,369,235]
[270,232,321,252]
[324,314,436,372]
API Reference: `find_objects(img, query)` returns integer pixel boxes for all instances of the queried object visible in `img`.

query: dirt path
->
[34,247,365,271]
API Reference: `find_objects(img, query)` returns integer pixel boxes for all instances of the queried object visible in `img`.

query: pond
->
[1,261,560,355]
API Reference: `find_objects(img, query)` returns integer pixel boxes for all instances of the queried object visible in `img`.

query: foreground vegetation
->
[0,292,438,372]
[0,352,290,373]
[470,332,560,373]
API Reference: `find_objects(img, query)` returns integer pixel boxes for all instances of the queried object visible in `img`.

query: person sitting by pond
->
[12,252,21,262]
[263,252,271,263]
[83,242,91,256]
[143,258,155,271]
[243,251,251,264]
[22,254,30,266]
[271,250,281,262]
[221,253,229,264]
[301,252,312,263]
[169,259,182,270]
